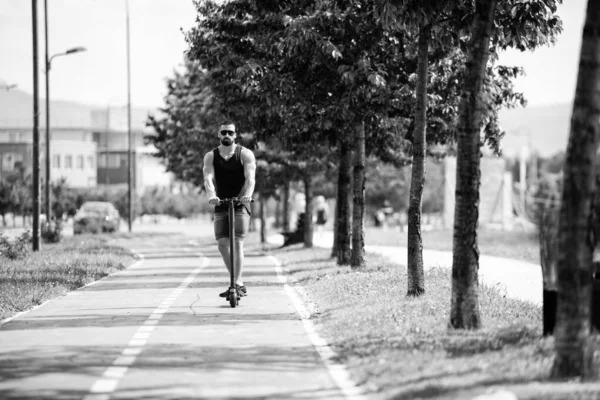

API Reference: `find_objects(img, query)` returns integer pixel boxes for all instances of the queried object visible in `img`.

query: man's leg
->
[217,237,231,274]
[234,237,244,285]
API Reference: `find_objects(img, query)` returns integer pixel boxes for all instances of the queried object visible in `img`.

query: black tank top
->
[213,145,246,213]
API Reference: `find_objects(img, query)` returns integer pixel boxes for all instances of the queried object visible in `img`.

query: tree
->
[406,22,430,295]
[448,0,562,329]
[449,0,499,329]
[551,0,600,379]
[0,180,12,227]
[140,187,169,217]
[50,177,75,220]
[146,58,223,188]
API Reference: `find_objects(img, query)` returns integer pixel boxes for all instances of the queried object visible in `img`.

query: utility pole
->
[32,0,41,251]
[126,0,133,232]
[44,0,50,224]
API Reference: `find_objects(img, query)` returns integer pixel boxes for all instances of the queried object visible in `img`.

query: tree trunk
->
[303,172,314,248]
[449,0,497,330]
[274,192,281,228]
[259,193,266,244]
[351,121,366,269]
[540,203,560,336]
[551,0,600,379]
[336,140,353,265]
[282,182,290,231]
[331,194,338,258]
[407,23,429,297]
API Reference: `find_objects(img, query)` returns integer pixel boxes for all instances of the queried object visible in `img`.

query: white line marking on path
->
[83,255,209,400]
[269,255,369,400]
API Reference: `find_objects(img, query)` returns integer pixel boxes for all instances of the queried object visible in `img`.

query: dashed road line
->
[83,255,209,400]
[269,255,369,400]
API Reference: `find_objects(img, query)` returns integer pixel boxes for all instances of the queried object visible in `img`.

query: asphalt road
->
[0,234,361,400]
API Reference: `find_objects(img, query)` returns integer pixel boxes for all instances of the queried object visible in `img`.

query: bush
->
[0,231,32,260]
[41,220,63,244]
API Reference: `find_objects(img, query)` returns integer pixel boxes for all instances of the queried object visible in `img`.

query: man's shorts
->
[214,207,250,240]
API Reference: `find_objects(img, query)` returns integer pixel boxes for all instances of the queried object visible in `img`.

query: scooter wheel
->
[229,290,238,308]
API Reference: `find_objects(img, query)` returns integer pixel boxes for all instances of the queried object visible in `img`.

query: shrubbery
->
[41,220,63,244]
[0,231,32,260]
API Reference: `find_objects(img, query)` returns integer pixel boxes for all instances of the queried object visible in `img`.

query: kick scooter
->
[219,197,252,308]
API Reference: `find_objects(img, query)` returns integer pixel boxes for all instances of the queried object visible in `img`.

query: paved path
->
[0,236,361,400]
[271,231,543,306]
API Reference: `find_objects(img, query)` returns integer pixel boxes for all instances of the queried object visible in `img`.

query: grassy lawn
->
[364,226,540,265]
[0,234,136,321]
[271,244,600,400]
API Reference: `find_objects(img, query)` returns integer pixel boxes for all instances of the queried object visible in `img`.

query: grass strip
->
[0,234,136,321]
[364,227,540,265]
[272,244,600,400]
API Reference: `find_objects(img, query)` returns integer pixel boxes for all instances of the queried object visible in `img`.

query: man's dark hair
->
[220,120,236,128]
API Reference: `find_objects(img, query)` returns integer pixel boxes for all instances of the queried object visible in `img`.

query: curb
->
[269,255,370,400]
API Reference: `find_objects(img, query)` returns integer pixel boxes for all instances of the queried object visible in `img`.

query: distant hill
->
[1,88,572,158]
[498,102,571,158]
[0,89,158,131]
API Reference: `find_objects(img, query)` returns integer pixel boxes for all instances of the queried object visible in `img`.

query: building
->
[0,89,97,188]
[0,89,173,193]
[92,106,173,194]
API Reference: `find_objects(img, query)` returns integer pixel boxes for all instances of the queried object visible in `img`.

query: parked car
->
[73,201,121,235]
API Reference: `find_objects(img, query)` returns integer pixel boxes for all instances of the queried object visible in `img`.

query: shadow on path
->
[1,309,299,330]
[0,344,334,400]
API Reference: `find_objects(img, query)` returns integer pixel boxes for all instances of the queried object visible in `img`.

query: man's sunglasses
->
[220,130,235,136]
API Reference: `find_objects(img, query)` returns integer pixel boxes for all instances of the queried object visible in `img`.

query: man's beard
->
[220,137,233,146]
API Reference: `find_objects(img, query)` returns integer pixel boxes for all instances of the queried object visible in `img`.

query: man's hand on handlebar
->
[208,196,220,205]
[239,196,253,205]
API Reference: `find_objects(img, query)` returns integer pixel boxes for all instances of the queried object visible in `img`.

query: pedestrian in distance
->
[202,120,256,298]
[314,195,329,233]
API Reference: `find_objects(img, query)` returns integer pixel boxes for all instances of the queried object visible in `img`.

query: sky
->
[0,0,198,109]
[0,0,588,110]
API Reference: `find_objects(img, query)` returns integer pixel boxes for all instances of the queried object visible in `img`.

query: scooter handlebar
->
[218,197,255,205]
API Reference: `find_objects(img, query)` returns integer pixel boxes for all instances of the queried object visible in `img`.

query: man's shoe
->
[219,285,247,298]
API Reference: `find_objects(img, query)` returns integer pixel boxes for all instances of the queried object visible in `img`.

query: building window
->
[65,155,73,169]
[108,154,120,168]
[98,154,106,168]
[9,133,17,142]
[87,155,95,169]
[76,155,84,169]
[52,154,61,169]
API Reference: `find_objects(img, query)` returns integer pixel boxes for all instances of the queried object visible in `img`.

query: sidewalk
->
[269,231,542,306]
[0,236,362,399]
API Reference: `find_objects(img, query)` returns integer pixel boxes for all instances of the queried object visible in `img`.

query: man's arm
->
[203,152,219,204]
[239,149,256,202]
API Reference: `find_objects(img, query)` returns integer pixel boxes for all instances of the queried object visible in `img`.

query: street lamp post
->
[44,0,86,223]
[32,0,40,251]
[126,0,133,233]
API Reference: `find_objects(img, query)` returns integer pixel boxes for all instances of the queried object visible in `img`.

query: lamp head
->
[65,46,86,54]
